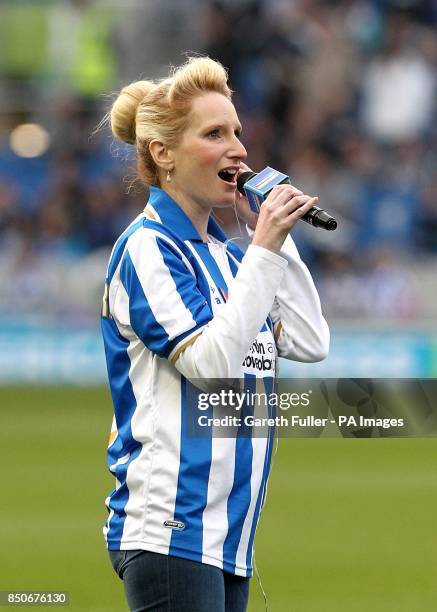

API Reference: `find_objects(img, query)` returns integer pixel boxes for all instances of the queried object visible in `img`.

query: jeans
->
[109,549,250,612]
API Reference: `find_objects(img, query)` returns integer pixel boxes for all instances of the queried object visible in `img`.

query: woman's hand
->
[252,184,319,254]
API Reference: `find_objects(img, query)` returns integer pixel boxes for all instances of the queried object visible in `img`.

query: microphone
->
[237,167,337,231]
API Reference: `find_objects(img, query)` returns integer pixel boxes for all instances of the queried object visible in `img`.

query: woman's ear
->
[149,139,174,172]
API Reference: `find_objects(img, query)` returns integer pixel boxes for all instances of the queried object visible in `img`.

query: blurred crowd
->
[0,0,435,323]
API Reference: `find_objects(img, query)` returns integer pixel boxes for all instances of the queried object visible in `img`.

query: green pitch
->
[1,387,436,611]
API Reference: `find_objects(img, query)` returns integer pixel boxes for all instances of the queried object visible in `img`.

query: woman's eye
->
[207,129,220,138]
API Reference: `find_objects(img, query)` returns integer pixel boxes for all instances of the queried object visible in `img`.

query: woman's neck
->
[163,185,211,242]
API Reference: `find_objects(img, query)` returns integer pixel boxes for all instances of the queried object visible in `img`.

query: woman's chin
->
[213,192,237,208]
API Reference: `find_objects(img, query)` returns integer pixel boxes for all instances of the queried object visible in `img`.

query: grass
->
[1,387,436,611]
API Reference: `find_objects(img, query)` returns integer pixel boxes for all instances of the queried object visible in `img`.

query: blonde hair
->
[110,57,232,186]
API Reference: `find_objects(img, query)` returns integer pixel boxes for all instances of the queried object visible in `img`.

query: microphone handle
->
[279,178,337,231]
[302,205,337,231]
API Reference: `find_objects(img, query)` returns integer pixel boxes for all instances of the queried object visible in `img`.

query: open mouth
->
[218,168,238,184]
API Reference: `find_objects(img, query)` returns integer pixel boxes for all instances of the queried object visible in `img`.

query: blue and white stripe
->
[102,187,277,576]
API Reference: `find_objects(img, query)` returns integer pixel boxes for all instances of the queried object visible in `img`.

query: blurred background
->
[0,0,436,382]
[1,1,436,611]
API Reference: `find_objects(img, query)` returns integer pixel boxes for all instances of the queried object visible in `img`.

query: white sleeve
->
[175,244,288,379]
[269,235,330,362]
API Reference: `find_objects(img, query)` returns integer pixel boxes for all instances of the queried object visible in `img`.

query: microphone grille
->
[237,171,256,194]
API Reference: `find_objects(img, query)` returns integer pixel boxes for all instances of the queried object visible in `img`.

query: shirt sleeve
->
[113,227,213,361]
[269,235,330,362]
[175,244,289,379]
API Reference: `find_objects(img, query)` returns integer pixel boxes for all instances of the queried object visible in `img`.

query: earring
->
[166,169,172,183]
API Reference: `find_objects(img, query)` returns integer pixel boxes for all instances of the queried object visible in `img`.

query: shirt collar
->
[148,186,228,243]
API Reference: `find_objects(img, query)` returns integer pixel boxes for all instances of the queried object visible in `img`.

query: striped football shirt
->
[101,186,329,576]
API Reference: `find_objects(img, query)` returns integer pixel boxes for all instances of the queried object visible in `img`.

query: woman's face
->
[169,91,247,210]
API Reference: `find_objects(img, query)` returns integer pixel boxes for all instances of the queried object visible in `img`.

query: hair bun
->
[110,81,154,145]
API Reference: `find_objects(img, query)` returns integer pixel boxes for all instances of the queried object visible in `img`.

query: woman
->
[102,56,329,612]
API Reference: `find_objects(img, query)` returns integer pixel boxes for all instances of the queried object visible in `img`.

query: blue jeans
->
[109,549,250,612]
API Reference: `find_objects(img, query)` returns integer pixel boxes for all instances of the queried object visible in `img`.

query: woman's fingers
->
[251,183,319,253]
[266,195,319,233]
[266,184,304,206]
[283,195,318,216]
[267,193,318,224]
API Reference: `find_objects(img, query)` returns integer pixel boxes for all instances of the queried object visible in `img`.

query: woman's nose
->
[231,136,247,160]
